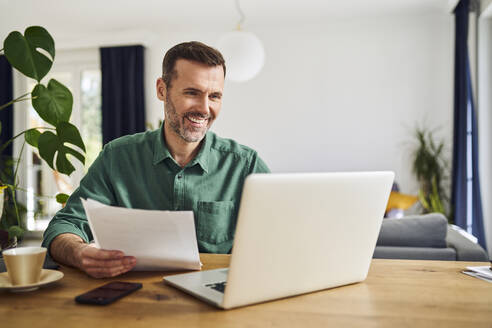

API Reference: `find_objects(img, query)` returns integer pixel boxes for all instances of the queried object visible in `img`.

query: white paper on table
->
[462,271,492,283]
[465,266,492,279]
[81,198,201,271]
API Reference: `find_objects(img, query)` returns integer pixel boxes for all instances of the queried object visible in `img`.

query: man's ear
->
[156,77,167,101]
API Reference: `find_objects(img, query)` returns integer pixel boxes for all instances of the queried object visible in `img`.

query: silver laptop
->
[164,171,394,309]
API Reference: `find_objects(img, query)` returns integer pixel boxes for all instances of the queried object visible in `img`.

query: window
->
[13,48,101,231]
[81,70,102,171]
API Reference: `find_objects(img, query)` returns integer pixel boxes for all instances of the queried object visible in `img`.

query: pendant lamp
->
[217,0,265,82]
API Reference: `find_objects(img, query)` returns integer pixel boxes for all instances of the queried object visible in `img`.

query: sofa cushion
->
[376,213,448,248]
[446,227,489,261]
[373,246,456,260]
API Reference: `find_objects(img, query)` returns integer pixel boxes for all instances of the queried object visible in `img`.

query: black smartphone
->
[75,281,142,305]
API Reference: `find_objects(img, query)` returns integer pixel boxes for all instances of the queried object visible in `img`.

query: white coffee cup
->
[3,247,47,286]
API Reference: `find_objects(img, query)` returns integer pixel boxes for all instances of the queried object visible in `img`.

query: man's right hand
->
[50,233,137,278]
[75,243,137,278]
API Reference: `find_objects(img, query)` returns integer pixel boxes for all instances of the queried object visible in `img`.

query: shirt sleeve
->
[42,143,116,254]
[248,151,271,174]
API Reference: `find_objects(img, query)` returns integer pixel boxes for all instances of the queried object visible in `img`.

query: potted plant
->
[0,26,85,250]
[411,126,451,222]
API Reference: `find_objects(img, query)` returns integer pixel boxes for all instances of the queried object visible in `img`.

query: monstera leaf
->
[32,79,73,126]
[37,122,86,175]
[24,128,42,148]
[3,26,55,82]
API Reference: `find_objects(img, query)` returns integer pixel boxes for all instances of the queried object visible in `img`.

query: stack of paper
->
[463,266,492,283]
[81,198,201,271]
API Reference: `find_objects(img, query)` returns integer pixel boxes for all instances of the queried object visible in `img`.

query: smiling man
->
[42,42,270,278]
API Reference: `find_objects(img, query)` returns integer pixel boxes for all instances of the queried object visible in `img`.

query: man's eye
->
[210,94,221,100]
[185,91,197,96]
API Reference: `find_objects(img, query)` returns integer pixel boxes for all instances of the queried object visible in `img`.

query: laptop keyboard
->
[205,281,227,293]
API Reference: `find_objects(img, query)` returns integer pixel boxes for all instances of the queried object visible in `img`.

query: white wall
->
[4,10,455,203]
[145,14,454,195]
[483,0,492,14]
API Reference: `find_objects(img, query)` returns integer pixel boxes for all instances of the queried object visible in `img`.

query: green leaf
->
[7,225,24,239]
[32,79,73,126]
[24,128,41,148]
[57,122,86,152]
[37,122,85,175]
[37,131,57,170]
[3,26,55,82]
[55,193,69,204]
[418,189,430,212]
[65,146,85,164]
[55,147,76,175]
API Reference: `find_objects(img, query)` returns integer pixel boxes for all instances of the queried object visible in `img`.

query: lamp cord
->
[235,0,245,30]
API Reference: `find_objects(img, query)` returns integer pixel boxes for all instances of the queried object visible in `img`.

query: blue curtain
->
[452,0,487,250]
[0,55,13,157]
[100,45,146,145]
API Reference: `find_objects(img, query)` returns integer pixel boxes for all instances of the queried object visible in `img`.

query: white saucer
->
[0,269,64,292]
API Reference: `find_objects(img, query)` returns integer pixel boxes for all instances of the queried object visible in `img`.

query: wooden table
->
[1,254,491,327]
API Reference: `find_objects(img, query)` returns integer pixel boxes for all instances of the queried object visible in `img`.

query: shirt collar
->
[188,131,211,173]
[153,123,173,165]
[152,123,210,173]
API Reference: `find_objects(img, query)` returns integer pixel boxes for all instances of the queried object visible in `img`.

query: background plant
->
[411,126,451,222]
[0,26,85,242]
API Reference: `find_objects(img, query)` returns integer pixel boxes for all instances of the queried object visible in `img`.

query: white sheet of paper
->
[462,271,492,283]
[466,266,492,279]
[81,198,201,271]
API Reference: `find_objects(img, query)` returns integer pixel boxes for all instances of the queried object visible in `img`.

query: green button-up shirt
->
[42,125,270,254]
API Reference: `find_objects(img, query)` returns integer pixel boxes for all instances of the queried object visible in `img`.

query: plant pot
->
[0,187,18,253]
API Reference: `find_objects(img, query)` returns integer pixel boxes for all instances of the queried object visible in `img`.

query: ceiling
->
[1,0,454,39]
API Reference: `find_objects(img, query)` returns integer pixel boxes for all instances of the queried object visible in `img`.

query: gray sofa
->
[373,213,489,261]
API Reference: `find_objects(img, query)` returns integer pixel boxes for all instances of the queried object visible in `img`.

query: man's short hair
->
[162,41,226,88]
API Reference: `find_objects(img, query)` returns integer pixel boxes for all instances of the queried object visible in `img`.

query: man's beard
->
[165,96,211,143]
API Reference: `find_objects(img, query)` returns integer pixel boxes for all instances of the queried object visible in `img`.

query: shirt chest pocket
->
[196,201,236,244]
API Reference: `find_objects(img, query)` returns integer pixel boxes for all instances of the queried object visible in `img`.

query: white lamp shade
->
[218,31,265,82]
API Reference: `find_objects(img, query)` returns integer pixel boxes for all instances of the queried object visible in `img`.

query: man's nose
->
[196,95,210,115]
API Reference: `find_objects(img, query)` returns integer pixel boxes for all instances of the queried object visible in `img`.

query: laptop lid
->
[222,171,394,309]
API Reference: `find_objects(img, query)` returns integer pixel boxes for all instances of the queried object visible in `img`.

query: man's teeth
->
[187,116,206,123]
